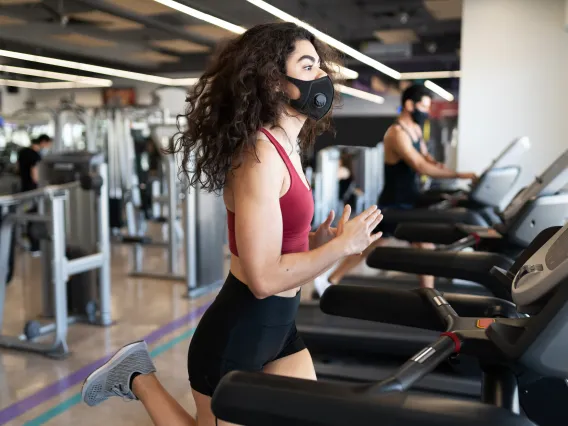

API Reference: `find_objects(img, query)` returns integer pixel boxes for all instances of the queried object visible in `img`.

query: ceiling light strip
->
[335,84,384,104]
[0,64,113,86]
[424,80,454,102]
[0,49,172,85]
[401,70,461,80]
[0,79,110,90]
[152,0,246,34]
[0,49,199,86]
[245,0,400,80]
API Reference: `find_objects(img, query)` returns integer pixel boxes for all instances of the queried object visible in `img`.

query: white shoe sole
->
[81,340,147,405]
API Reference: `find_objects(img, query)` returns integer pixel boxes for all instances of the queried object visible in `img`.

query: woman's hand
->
[336,205,383,255]
[310,210,337,250]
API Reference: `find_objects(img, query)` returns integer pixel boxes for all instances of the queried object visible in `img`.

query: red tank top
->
[227,128,314,256]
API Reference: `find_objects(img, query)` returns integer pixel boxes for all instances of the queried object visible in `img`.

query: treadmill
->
[212,224,568,426]
[338,148,568,296]
[297,155,568,391]
[379,136,532,229]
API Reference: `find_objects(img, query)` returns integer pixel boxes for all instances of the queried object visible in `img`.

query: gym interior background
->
[0,0,567,425]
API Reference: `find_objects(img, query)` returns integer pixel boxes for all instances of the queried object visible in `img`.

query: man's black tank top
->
[378,122,422,208]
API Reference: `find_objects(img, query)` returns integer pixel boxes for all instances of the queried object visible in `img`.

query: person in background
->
[315,84,477,296]
[17,134,53,252]
[17,134,52,192]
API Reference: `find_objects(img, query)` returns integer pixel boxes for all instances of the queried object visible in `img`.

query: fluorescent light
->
[336,84,384,104]
[152,0,246,34]
[0,79,109,90]
[331,63,358,80]
[246,0,400,80]
[0,65,113,86]
[400,70,461,80]
[170,77,199,86]
[0,49,197,86]
[425,80,454,102]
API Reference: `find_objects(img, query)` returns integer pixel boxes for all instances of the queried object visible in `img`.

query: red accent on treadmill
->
[471,233,481,245]
[441,331,461,353]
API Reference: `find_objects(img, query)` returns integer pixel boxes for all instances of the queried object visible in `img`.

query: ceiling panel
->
[185,24,236,41]
[107,0,174,16]
[70,10,144,31]
[52,32,117,47]
[128,50,180,63]
[424,0,463,20]
[150,39,209,53]
[374,29,419,44]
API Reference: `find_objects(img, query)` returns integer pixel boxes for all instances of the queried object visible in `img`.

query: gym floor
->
[0,226,218,426]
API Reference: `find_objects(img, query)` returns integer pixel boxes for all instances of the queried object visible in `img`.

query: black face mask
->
[411,107,429,127]
[286,75,334,121]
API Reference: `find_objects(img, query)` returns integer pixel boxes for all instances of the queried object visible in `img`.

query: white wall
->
[459,0,568,178]
[0,86,30,115]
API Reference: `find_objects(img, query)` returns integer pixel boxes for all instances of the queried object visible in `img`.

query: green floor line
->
[23,327,197,426]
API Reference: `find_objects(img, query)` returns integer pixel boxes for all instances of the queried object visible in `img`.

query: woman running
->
[81,22,383,426]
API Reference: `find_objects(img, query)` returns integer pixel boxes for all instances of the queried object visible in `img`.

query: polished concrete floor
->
[0,238,219,426]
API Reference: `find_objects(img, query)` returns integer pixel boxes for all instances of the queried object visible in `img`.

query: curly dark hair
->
[168,22,343,193]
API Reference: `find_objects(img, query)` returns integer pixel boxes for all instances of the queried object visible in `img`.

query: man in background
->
[314,84,477,297]
[17,134,53,253]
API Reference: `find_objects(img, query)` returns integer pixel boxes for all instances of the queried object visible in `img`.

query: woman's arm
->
[233,141,379,299]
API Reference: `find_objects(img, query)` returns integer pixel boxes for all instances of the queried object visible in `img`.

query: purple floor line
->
[0,302,211,425]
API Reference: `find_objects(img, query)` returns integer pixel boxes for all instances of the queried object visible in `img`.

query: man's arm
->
[390,128,472,179]
[419,140,447,168]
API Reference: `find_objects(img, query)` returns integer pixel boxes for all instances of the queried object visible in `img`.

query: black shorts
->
[187,272,306,396]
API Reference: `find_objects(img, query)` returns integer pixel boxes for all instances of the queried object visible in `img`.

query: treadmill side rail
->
[212,371,537,426]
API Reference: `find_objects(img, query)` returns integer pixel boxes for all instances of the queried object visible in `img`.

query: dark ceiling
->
[0,0,461,91]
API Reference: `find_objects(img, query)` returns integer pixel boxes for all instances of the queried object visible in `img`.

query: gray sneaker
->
[81,340,156,407]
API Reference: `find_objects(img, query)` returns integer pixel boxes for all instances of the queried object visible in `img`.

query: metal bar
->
[184,179,197,292]
[71,0,216,48]
[0,216,15,331]
[97,164,113,326]
[0,182,76,207]
[14,214,52,223]
[66,253,104,276]
[167,155,178,274]
[50,195,70,356]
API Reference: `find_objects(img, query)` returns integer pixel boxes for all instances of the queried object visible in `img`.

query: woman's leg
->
[263,348,317,380]
[82,341,197,426]
[132,374,197,426]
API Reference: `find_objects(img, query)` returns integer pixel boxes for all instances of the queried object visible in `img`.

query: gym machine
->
[0,153,112,358]
[212,222,568,426]
[336,148,568,294]
[297,150,568,387]
[312,144,382,227]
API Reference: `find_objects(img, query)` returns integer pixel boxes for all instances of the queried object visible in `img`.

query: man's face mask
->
[285,75,335,121]
[410,104,429,127]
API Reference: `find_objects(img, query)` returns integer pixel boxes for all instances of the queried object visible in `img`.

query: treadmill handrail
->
[212,371,537,426]
[366,247,514,300]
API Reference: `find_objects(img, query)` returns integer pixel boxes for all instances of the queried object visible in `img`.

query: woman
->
[81,22,383,426]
